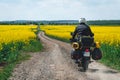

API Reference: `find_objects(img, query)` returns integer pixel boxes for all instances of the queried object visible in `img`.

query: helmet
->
[79,18,87,24]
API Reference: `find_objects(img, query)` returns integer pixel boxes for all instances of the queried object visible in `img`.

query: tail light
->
[84,49,90,57]
[85,49,89,52]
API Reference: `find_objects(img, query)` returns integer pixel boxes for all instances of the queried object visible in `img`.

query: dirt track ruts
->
[9,32,120,80]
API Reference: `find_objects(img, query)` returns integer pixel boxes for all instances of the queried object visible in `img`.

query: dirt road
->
[9,32,120,80]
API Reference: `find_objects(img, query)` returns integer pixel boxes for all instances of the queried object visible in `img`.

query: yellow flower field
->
[41,25,120,45]
[0,25,37,50]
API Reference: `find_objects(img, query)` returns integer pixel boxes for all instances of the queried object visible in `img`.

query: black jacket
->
[72,23,94,39]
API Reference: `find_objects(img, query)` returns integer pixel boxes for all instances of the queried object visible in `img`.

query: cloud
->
[0,0,120,20]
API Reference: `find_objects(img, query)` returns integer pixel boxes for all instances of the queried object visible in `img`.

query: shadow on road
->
[103,70,118,74]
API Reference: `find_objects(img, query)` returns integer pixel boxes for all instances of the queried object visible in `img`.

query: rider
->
[72,18,94,40]
[71,18,94,64]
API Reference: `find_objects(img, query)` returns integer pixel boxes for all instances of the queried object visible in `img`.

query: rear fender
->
[83,57,90,61]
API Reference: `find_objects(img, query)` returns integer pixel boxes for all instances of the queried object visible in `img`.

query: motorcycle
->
[70,32,101,72]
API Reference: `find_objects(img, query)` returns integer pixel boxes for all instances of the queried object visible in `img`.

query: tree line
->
[0,20,120,25]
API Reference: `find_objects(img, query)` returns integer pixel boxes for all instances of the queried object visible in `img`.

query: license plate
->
[83,52,90,57]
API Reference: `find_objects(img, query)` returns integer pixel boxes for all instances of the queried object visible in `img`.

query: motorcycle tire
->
[82,60,89,72]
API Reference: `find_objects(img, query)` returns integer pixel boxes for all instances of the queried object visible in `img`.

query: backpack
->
[91,48,102,60]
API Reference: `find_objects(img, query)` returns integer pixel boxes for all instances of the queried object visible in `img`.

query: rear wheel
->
[82,60,89,72]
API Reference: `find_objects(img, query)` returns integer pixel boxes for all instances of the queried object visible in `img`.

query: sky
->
[0,0,120,21]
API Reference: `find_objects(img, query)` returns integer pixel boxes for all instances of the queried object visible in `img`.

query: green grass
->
[100,43,120,70]
[23,39,43,52]
[0,63,15,80]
